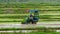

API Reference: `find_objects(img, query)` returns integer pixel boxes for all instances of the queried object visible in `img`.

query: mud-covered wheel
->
[34,22,37,24]
[31,21,36,24]
[32,22,37,24]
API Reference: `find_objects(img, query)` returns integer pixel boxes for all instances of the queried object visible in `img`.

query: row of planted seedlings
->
[0,15,59,22]
[0,27,60,34]
[0,3,60,8]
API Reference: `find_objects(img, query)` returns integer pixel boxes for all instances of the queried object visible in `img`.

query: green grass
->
[0,2,60,34]
[0,26,57,30]
[0,3,60,10]
[0,14,60,19]
[26,31,60,34]
[0,14,59,22]
[0,32,59,34]
[0,31,59,34]
[0,3,59,22]
[0,27,60,30]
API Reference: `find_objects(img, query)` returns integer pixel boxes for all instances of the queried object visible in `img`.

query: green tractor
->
[21,10,39,24]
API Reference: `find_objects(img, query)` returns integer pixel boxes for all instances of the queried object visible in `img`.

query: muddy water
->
[0,30,38,33]
[0,21,60,28]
